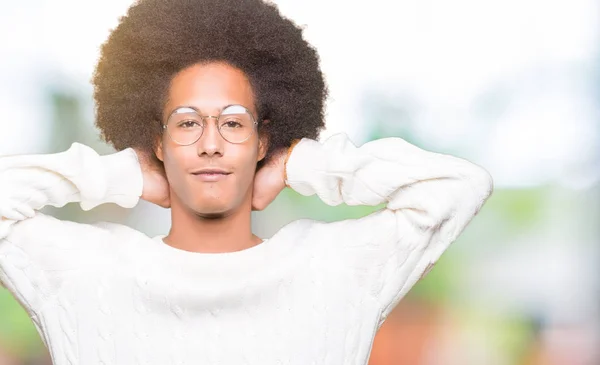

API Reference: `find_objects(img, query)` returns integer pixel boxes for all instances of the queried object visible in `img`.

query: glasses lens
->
[165,105,257,145]
[166,107,203,145]
[218,105,255,143]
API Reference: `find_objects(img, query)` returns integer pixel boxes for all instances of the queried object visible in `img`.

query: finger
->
[0,203,26,221]
[18,190,47,210]
[10,187,45,203]
[14,204,35,219]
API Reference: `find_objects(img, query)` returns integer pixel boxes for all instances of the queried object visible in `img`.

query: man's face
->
[156,62,268,218]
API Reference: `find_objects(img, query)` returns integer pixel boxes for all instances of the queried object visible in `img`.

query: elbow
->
[475,166,494,200]
[463,164,494,215]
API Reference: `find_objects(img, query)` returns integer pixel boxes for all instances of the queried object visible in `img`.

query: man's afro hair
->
[93,0,328,170]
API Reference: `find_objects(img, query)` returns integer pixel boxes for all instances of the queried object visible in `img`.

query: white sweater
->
[0,133,493,365]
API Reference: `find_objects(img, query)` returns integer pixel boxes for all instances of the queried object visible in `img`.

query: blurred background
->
[0,0,598,364]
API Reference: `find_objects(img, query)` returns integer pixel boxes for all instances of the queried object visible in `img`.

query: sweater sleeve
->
[0,142,143,237]
[284,133,493,326]
[0,142,143,304]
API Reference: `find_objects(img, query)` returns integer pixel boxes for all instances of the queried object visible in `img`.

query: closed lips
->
[192,169,231,175]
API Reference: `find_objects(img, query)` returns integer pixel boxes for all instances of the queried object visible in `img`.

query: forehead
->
[165,62,256,116]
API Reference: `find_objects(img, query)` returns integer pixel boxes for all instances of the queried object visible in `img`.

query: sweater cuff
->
[284,138,329,196]
[80,148,143,210]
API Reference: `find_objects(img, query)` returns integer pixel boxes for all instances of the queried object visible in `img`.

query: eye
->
[178,120,202,128]
[221,116,244,128]
[223,120,243,128]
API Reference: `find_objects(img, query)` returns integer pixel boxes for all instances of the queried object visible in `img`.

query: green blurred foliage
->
[0,289,45,359]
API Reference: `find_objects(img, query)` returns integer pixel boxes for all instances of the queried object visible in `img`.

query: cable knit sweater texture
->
[0,133,493,365]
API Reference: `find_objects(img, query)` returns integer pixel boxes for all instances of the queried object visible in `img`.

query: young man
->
[0,0,493,364]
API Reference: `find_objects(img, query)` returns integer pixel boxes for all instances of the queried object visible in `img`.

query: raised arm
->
[0,142,146,310]
[0,142,144,238]
[284,133,493,325]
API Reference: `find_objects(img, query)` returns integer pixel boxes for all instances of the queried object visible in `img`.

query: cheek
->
[162,148,192,189]
[234,147,260,185]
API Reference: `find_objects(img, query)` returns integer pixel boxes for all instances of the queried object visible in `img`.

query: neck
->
[164,194,262,254]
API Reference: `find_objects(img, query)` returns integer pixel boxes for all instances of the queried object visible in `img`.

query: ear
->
[154,135,164,162]
[257,119,270,162]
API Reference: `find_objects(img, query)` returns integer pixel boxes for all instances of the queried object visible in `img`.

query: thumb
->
[251,167,269,211]
[251,165,283,211]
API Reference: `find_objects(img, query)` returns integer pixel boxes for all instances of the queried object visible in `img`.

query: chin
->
[190,200,233,218]
[195,211,228,220]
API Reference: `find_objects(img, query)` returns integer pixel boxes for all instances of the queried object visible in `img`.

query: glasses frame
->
[162,104,259,146]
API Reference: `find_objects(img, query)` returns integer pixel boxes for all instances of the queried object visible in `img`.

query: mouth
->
[191,170,231,182]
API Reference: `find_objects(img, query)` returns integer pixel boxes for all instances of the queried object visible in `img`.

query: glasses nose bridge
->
[199,114,220,124]
[198,114,224,143]
[199,114,223,130]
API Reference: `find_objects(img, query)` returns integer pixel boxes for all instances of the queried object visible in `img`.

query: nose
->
[196,117,224,157]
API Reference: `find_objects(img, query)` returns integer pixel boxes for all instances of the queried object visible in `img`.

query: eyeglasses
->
[163,104,259,145]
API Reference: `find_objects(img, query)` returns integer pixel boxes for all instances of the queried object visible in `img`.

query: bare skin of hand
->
[134,149,171,208]
[251,147,288,211]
